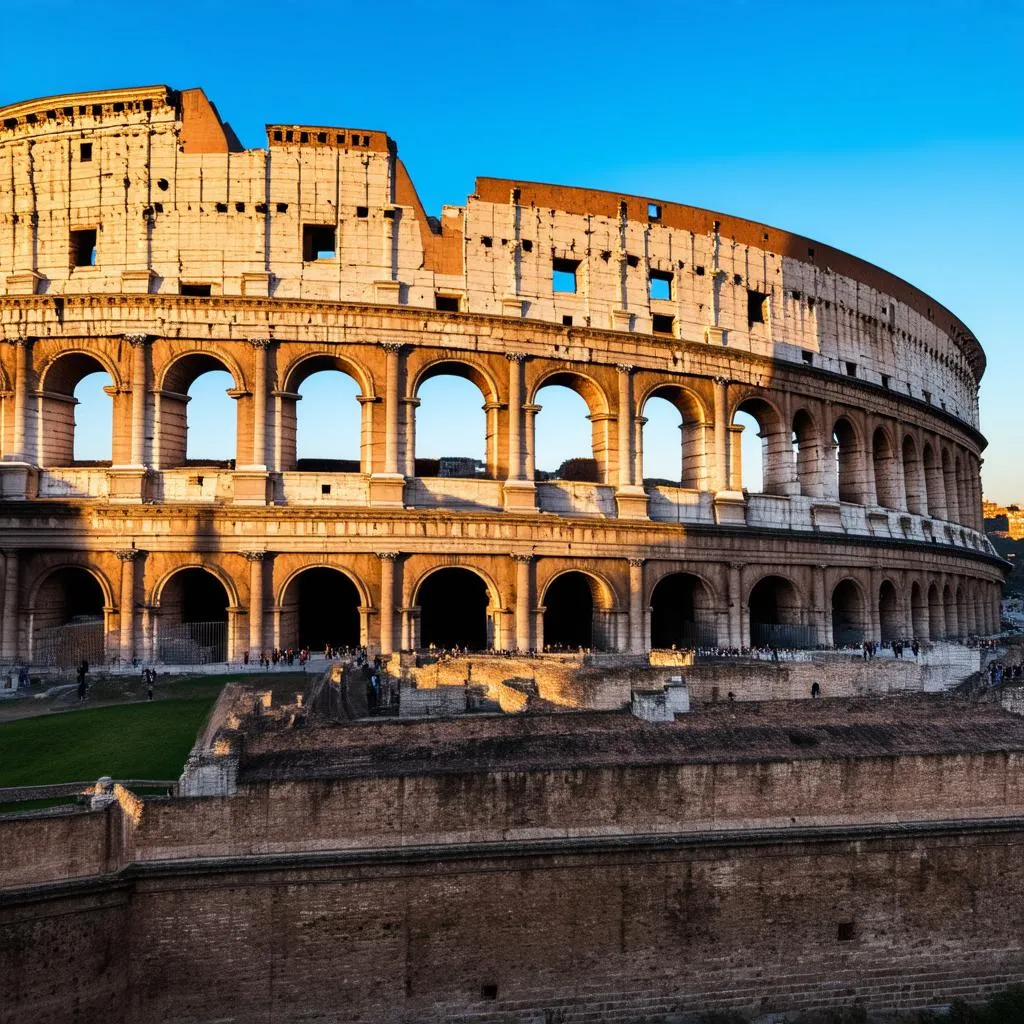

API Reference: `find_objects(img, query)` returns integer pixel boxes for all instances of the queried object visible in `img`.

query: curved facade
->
[0,85,1006,664]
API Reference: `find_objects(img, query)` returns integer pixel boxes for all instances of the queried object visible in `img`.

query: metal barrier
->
[750,623,817,649]
[156,620,227,664]
[35,619,105,667]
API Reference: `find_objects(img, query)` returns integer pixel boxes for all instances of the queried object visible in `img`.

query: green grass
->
[0,697,217,788]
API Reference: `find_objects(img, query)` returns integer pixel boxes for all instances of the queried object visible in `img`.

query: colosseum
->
[0,84,1007,668]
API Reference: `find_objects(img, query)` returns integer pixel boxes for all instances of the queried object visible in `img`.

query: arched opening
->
[748,575,806,647]
[732,397,789,495]
[158,567,229,663]
[941,448,958,523]
[902,436,925,515]
[943,583,958,639]
[792,409,820,497]
[922,443,945,519]
[650,573,716,648]
[833,417,866,504]
[831,579,866,645]
[32,567,106,666]
[872,428,901,509]
[39,353,115,466]
[289,361,363,471]
[910,582,927,639]
[640,387,705,488]
[417,568,490,650]
[280,567,361,651]
[927,583,944,640]
[415,364,491,478]
[879,580,900,642]
[159,355,238,468]
[534,373,607,483]
[543,572,595,650]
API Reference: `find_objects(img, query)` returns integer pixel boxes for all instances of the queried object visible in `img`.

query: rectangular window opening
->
[881,373,890,389]
[276,202,288,213]
[180,283,212,297]
[695,265,705,276]
[649,269,673,301]
[562,315,573,327]
[481,236,493,248]
[355,206,369,218]
[321,483,332,495]
[747,289,768,327]
[521,239,533,253]
[303,224,337,261]
[70,228,97,267]
[79,142,92,162]
[647,202,661,220]
[652,313,675,336]
[552,257,580,294]
[626,253,640,268]
[845,361,857,377]
[435,294,460,312]
[481,984,498,1001]
[801,350,814,365]
[837,922,855,942]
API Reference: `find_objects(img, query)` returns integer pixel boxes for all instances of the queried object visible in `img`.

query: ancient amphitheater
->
[0,83,1006,665]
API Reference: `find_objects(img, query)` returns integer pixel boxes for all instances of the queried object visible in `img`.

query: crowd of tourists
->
[243,647,313,668]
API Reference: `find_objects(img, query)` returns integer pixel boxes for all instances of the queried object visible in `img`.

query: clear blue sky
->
[4,0,1022,499]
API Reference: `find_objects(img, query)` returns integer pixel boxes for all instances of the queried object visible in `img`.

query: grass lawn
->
[0,696,217,788]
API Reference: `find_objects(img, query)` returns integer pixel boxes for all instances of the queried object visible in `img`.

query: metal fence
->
[35,619,106,667]
[750,623,817,649]
[156,620,227,664]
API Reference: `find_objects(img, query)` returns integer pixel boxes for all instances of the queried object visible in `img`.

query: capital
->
[380,342,404,355]
[627,557,645,568]
[248,338,273,350]
[115,549,141,561]
[510,553,534,564]
[505,352,528,364]
[123,333,152,347]
[241,550,267,562]
[616,363,635,375]
[376,551,400,562]
[713,375,730,387]
[7,336,31,348]
[729,562,745,571]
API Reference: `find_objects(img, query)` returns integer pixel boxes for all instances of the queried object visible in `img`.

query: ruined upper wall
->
[0,86,982,428]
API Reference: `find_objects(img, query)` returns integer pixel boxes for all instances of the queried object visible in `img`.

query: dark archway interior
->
[748,576,805,647]
[650,573,705,648]
[160,568,229,663]
[832,580,864,645]
[295,568,360,650]
[419,568,489,650]
[33,568,106,667]
[879,582,900,642]
[543,572,593,649]
[173,569,229,623]
[41,568,105,623]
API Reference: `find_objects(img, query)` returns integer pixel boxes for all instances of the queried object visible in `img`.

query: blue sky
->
[4,0,1022,498]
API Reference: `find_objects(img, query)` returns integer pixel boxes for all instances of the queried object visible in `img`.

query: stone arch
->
[152,562,240,610]
[152,564,236,663]
[531,368,612,483]
[412,564,498,651]
[833,415,868,504]
[878,578,901,642]
[36,350,121,466]
[638,382,707,489]
[540,568,619,652]
[28,564,112,667]
[747,573,806,648]
[792,407,821,498]
[902,434,926,515]
[648,570,718,648]
[277,564,368,650]
[872,425,901,510]
[279,352,375,473]
[832,577,868,645]
[731,393,789,495]
[156,351,244,468]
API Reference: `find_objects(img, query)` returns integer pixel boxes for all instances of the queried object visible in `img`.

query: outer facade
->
[0,86,1006,663]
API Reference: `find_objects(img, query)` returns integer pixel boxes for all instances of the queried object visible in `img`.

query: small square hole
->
[747,289,768,327]
[481,236,493,248]
[649,269,672,301]
[70,228,97,267]
[276,202,288,213]
[521,239,533,253]
[552,257,580,294]
[837,921,855,942]
[180,283,212,296]
[626,254,640,268]
[435,294,460,312]
[303,224,336,261]
[652,313,674,336]
[481,984,498,1001]
[235,201,245,212]
[355,206,369,218]
[845,362,857,377]
[562,315,573,326]
[801,350,814,365]
[321,483,331,495]
[694,265,705,276]
[215,202,228,213]
[79,142,92,162]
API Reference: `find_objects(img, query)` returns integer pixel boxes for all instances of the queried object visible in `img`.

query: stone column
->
[120,334,150,466]
[512,554,533,652]
[713,376,729,492]
[383,344,402,475]
[628,558,645,653]
[370,345,406,506]
[140,606,155,663]
[506,354,526,481]
[727,562,743,648]
[523,405,540,480]
[727,424,745,491]
[812,564,831,647]
[116,549,140,663]
[1,550,18,660]
[617,365,634,490]
[243,551,267,656]
[10,338,31,462]
[868,568,882,641]
[248,339,271,469]
[377,552,399,655]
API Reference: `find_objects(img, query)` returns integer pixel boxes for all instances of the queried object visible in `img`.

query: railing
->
[156,620,227,664]
[35,619,105,667]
